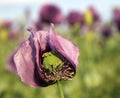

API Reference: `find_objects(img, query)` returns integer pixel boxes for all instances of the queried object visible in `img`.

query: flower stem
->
[57,81,64,98]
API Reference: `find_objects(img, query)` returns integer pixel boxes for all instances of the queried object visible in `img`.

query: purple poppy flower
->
[0,20,12,29]
[67,11,84,26]
[100,25,112,38]
[89,6,100,22]
[113,8,120,31]
[34,21,43,31]
[4,20,12,29]
[7,23,79,87]
[39,4,62,24]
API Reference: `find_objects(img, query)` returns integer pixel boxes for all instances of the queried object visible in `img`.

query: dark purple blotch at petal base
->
[7,23,79,87]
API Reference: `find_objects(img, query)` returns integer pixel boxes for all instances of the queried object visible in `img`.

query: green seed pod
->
[42,51,64,72]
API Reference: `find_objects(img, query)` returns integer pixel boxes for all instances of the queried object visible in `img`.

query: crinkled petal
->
[13,38,39,87]
[30,29,49,68]
[28,26,49,54]
[49,23,79,67]
[13,28,49,87]
[7,50,17,74]
[34,30,49,53]
[7,40,27,74]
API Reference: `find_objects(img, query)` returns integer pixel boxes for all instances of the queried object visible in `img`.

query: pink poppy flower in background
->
[7,23,79,87]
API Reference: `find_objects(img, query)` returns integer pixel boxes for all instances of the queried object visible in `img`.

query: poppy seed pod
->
[39,4,62,24]
[7,23,79,87]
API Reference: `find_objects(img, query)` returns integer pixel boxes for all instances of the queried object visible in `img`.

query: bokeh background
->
[0,0,120,98]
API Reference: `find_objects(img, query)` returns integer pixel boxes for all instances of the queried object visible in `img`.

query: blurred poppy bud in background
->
[67,11,84,26]
[34,21,43,31]
[113,7,120,31]
[100,24,112,38]
[2,20,12,29]
[89,6,101,23]
[39,4,63,24]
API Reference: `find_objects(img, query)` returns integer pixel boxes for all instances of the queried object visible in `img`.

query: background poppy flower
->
[113,8,120,31]
[67,11,84,26]
[39,4,63,24]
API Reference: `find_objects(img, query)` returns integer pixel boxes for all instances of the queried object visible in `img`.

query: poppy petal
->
[14,38,39,87]
[49,23,79,67]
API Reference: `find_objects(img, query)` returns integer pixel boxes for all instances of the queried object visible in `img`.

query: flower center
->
[42,51,64,72]
[40,51,76,85]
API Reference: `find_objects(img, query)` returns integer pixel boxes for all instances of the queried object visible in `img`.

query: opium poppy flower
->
[2,20,12,29]
[89,6,100,22]
[39,4,62,24]
[84,6,100,26]
[67,11,84,26]
[34,21,43,31]
[113,8,120,31]
[100,24,112,38]
[7,23,79,87]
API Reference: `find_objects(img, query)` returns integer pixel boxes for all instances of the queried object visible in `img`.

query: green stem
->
[57,81,64,98]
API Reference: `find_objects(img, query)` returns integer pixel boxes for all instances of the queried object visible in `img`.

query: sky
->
[0,0,120,21]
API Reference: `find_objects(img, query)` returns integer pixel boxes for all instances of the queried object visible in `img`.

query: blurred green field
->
[0,30,120,98]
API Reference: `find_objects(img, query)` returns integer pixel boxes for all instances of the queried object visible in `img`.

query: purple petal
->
[13,28,49,87]
[33,30,49,54]
[7,50,17,74]
[13,38,39,87]
[7,40,27,74]
[49,23,79,67]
